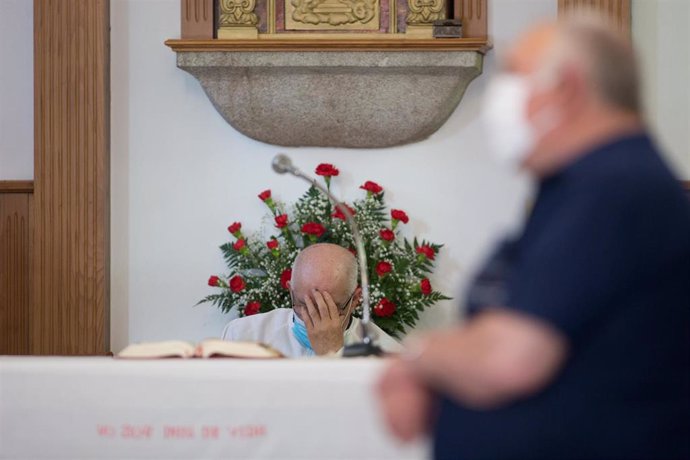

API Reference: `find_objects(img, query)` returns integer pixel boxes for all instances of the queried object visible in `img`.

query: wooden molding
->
[558,0,631,36]
[164,37,491,52]
[0,181,34,194]
[181,0,214,39]
[0,193,32,354]
[32,0,110,355]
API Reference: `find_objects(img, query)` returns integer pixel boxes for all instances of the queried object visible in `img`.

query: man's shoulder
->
[560,134,687,216]
[225,308,292,329]
[577,133,674,191]
[221,308,292,340]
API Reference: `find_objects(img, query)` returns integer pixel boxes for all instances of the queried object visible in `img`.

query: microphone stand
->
[272,154,382,357]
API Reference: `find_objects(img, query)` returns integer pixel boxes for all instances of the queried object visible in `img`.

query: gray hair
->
[546,18,641,113]
[342,256,359,294]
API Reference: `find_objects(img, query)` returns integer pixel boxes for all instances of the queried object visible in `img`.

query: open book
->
[117,339,284,359]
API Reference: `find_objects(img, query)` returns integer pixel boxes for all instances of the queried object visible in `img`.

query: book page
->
[198,339,284,359]
[117,341,196,359]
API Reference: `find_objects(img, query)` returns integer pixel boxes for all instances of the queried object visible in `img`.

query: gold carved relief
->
[286,0,379,30]
[406,0,445,24]
[219,0,259,26]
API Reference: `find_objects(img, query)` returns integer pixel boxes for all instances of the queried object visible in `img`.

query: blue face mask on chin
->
[292,314,313,351]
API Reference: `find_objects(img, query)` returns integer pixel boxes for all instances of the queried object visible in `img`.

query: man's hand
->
[376,359,434,442]
[303,290,345,355]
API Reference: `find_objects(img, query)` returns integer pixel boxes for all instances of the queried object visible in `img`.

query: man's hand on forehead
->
[301,289,347,355]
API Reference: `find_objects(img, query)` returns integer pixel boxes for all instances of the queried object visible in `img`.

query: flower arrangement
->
[199,163,450,338]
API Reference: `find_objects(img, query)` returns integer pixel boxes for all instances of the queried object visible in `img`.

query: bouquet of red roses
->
[199,163,450,338]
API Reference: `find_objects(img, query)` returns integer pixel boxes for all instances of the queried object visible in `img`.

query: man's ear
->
[553,63,588,117]
[286,280,291,290]
[343,286,362,320]
[353,286,363,306]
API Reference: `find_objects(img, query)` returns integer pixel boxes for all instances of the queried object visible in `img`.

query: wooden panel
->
[558,0,631,37]
[32,0,110,355]
[181,0,214,39]
[454,0,487,38]
[0,192,32,354]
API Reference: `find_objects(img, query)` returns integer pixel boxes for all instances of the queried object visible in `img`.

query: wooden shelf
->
[0,181,34,194]
[164,37,491,53]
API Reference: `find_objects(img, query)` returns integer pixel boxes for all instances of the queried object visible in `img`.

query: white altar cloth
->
[0,356,428,459]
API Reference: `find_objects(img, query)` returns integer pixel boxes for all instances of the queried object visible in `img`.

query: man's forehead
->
[503,22,558,73]
[291,273,352,303]
[292,279,348,296]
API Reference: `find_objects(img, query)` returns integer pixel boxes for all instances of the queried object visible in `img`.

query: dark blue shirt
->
[434,134,690,460]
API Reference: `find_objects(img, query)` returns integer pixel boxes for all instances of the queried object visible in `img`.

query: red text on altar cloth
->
[95,423,268,440]
[228,425,267,438]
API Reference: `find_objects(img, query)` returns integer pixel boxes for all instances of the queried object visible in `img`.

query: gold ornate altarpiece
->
[215,0,474,39]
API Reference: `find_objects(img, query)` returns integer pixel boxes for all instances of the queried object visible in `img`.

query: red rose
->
[280,269,292,290]
[416,245,435,260]
[376,261,393,277]
[207,275,221,287]
[379,228,395,241]
[229,275,246,293]
[233,239,246,251]
[391,209,409,224]
[266,239,279,250]
[332,204,356,220]
[258,189,271,201]
[301,222,326,238]
[360,181,383,194]
[420,278,432,295]
[227,222,242,234]
[244,301,261,316]
[315,163,339,177]
[275,214,289,228]
[373,298,396,318]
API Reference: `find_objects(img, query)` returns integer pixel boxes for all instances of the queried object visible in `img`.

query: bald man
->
[377,19,690,459]
[221,243,400,357]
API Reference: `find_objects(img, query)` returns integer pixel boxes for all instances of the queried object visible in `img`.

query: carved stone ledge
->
[167,40,487,148]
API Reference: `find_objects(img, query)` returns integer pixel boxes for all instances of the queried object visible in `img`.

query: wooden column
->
[32,0,110,355]
[454,0,488,39]
[181,0,214,39]
[0,182,33,354]
[558,0,631,36]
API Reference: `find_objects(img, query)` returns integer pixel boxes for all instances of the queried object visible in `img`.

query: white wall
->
[0,0,33,180]
[0,0,684,352]
[632,0,690,178]
[110,0,562,352]
[0,0,690,350]
[110,0,690,352]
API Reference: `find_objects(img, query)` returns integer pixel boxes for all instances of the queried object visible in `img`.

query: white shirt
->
[221,308,402,358]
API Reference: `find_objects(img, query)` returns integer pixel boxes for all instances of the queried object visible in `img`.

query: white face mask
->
[481,74,535,167]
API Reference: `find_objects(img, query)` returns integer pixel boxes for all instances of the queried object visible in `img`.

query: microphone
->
[272,153,382,357]
[271,154,299,175]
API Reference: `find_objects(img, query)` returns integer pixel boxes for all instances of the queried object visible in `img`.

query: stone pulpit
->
[166,0,490,147]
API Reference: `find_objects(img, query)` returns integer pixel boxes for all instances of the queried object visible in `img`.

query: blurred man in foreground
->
[222,243,400,357]
[377,19,690,459]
